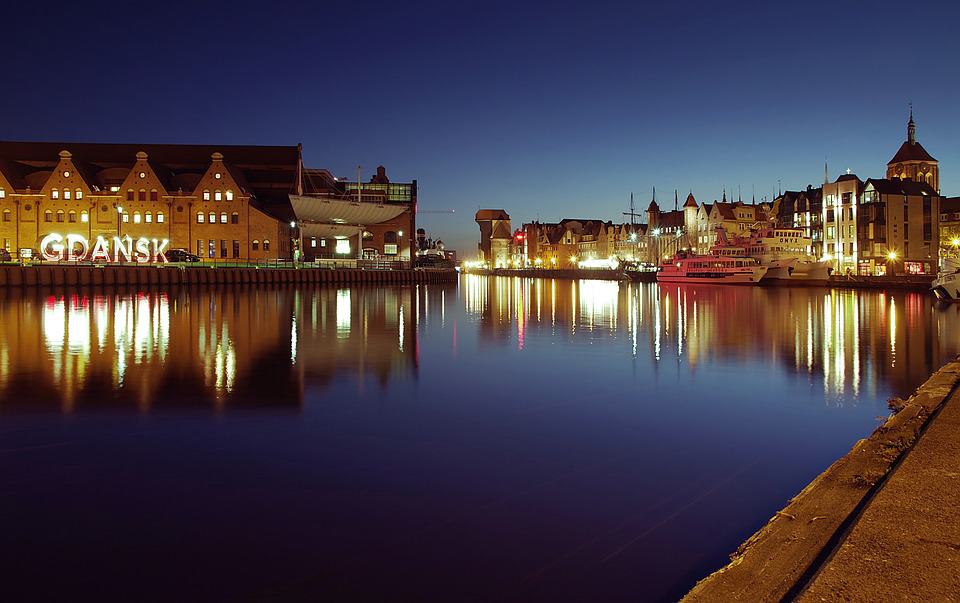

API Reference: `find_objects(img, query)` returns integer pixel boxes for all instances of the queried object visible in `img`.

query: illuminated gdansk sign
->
[40,234,169,263]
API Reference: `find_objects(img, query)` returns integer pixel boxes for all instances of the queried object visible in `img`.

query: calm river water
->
[2,276,959,601]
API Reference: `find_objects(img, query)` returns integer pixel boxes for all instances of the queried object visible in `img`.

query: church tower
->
[886,108,939,192]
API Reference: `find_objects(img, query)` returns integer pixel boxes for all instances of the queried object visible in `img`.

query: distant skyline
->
[2,0,958,254]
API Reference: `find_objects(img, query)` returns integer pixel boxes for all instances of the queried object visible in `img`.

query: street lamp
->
[116,205,123,239]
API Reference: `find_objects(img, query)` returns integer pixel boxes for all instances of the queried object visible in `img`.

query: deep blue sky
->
[2,0,957,253]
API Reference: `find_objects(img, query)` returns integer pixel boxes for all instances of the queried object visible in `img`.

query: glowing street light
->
[887,250,898,261]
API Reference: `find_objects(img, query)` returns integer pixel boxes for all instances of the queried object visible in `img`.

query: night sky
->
[2,0,958,253]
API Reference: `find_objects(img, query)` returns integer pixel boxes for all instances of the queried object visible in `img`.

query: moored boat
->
[932,258,960,301]
[657,251,767,285]
[710,225,831,281]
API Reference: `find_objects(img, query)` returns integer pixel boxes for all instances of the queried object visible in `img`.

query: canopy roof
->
[290,194,407,226]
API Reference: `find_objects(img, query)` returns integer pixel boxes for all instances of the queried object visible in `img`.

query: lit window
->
[80,211,89,223]
[133,212,141,224]
[197,213,205,224]
[51,190,60,199]
[225,190,234,201]
[63,170,70,178]
[208,212,216,223]
[68,211,77,223]
[0,188,5,198]
[110,186,120,192]
[64,189,71,200]
[263,240,270,251]
[145,212,153,223]
[76,189,83,199]
[310,238,317,247]
[123,213,129,223]
[157,212,164,223]
[335,239,350,254]
[220,212,227,224]
[203,190,210,201]
[214,190,222,201]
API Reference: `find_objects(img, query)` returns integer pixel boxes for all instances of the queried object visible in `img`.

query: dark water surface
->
[2,276,959,602]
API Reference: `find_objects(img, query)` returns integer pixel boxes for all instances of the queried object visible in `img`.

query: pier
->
[0,264,457,289]
[683,357,960,602]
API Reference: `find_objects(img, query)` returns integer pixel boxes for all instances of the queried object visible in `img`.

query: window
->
[208,212,216,224]
[225,190,234,201]
[133,212,141,224]
[214,172,222,180]
[252,240,259,251]
[138,189,146,202]
[44,210,53,222]
[56,210,65,223]
[150,190,158,201]
[145,212,153,223]
[127,189,134,201]
[0,188,5,198]
[208,239,215,259]
[220,212,227,224]
[157,212,164,223]
[231,212,238,224]
[76,189,83,200]
[196,240,202,256]
[197,212,205,224]
[214,190,222,201]
[81,211,89,223]
[64,189,71,200]
[232,240,239,258]
[68,211,77,223]
[2,209,10,222]
[63,170,70,178]
[122,213,129,223]
[263,240,270,251]
[220,240,227,258]
[310,237,317,248]
[203,190,210,201]
[51,190,60,199]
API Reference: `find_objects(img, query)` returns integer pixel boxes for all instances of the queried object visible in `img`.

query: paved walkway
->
[798,389,960,601]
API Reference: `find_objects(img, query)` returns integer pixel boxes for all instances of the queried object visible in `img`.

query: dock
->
[682,358,960,602]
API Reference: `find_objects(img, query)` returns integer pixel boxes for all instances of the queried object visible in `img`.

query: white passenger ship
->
[710,225,831,281]
[932,258,960,301]
[657,252,767,285]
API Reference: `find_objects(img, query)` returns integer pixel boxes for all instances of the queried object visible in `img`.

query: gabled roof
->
[683,192,697,208]
[475,209,509,221]
[864,178,938,196]
[888,140,937,165]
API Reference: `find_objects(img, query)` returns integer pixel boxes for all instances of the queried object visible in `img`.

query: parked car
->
[166,249,201,263]
[0,249,11,262]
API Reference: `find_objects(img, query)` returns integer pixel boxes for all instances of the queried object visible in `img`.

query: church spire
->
[908,103,916,144]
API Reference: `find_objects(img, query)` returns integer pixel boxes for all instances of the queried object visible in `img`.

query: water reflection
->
[461,275,960,402]
[0,285,419,412]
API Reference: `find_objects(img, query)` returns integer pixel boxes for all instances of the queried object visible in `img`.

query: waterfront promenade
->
[683,358,960,601]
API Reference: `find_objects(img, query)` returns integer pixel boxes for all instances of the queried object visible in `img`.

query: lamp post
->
[116,205,123,239]
[289,220,300,265]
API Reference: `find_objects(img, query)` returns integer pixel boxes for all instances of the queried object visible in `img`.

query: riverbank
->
[0,264,457,288]
[682,357,960,602]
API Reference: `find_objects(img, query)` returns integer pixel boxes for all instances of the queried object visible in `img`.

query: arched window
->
[150,189,158,201]
[126,189,134,201]
[138,189,146,202]
[76,189,83,200]
[231,212,239,224]
[208,212,216,223]
[263,240,270,251]
[2,209,10,222]
[145,212,153,223]
[44,210,53,222]
[133,211,142,224]
[80,210,89,223]
[68,210,77,223]
[214,190,222,201]
[203,190,210,201]
[252,240,260,251]
[51,190,60,199]
[56,210,65,223]
[197,212,205,224]
[157,212,165,223]
[220,212,227,224]
[64,189,71,200]
[225,190,234,201]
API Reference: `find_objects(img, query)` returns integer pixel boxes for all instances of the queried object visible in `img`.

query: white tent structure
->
[289,194,409,259]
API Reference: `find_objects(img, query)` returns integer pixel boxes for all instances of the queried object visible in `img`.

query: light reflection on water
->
[2,278,960,602]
